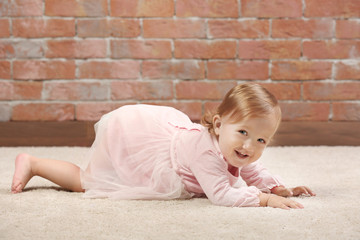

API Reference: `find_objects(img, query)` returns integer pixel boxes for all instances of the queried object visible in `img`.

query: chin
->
[233,161,247,168]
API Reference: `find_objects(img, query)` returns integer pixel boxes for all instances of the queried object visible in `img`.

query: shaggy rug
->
[0,146,359,240]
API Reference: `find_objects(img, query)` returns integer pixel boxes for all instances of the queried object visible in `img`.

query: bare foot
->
[11,153,34,193]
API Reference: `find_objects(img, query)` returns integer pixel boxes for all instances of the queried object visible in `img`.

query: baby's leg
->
[11,153,84,193]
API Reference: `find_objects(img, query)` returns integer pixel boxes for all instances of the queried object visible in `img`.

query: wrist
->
[271,185,284,193]
[259,193,270,207]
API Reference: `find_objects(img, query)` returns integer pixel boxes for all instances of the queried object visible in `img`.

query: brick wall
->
[0,0,359,123]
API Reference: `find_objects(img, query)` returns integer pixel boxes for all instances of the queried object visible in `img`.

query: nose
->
[243,139,254,153]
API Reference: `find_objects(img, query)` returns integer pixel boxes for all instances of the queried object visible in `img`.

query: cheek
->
[219,136,234,154]
[218,137,229,152]
[254,146,265,157]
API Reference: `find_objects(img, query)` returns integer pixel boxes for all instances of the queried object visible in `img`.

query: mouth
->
[235,150,249,159]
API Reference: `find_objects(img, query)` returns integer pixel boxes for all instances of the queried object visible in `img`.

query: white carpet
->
[1,146,359,240]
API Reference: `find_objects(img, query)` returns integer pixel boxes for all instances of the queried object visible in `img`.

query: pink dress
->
[80,105,284,207]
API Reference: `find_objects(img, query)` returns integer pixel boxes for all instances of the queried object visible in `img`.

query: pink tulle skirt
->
[80,105,192,200]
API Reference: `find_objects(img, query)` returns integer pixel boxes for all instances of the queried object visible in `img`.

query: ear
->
[212,114,221,136]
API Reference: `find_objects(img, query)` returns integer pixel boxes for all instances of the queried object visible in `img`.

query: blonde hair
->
[201,83,281,134]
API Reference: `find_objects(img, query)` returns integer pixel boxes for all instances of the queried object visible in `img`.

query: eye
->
[257,138,266,144]
[239,130,248,136]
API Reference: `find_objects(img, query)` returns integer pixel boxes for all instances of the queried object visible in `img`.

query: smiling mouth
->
[235,150,249,159]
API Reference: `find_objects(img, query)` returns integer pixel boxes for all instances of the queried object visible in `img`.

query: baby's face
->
[213,111,280,168]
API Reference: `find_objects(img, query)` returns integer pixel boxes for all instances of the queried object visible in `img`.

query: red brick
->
[13,60,76,80]
[12,81,43,100]
[142,60,205,80]
[111,0,174,17]
[44,82,108,100]
[77,19,108,37]
[0,82,11,100]
[242,0,302,18]
[111,40,172,59]
[78,19,140,38]
[259,83,301,100]
[207,61,268,80]
[0,41,13,58]
[333,102,360,121]
[79,61,140,79]
[0,0,42,17]
[335,61,360,80]
[46,40,107,59]
[272,61,332,80]
[280,102,330,121]
[76,102,129,121]
[0,61,11,79]
[176,0,238,17]
[77,101,202,121]
[176,81,236,100]
[303,82,360,100]
[13,19,75,38]
[238,40,301,59]
[0,0,11,16]
[111,81,173,100]
[204,101,221,115]
[0,104,11,121]
[209,20,269,39]
[272,19,333,38]
[305,0,360,17]
[336,20,360,39]
[143,102,203,122]
[303,40,360,59]
[107,19,141,38]
[0,40,43,58]
[12,103,75,121]
[176,102,202,122]
[0,20,10,37]
[143,19,206,38]
[45,0,107,17]
[175,40,237,59]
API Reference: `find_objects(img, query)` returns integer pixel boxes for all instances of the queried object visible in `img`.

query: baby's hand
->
[291,186,316,197]
[271,186,316,197]
[271,186,293,197]
[259,193,304,210]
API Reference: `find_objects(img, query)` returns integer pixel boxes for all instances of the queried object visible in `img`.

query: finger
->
[298,186,317,197]
[293,187,308,196]
[304,186,316,196]
[289,200,304,209]
[288,201,299,209]
[291,187,300,196]
[295,201,304,209]
[301,187,309,196]
[279,204,290,210]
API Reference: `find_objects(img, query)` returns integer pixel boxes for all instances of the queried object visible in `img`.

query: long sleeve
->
[240,161,284,193]
[190,150,261,207]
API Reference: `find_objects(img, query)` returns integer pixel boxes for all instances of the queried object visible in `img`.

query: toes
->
[11,182,23,194]
[11,153,32,193]
[16,183,23,193]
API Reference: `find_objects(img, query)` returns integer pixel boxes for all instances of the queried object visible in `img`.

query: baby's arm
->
[271,186,316,197]
[240,161,284,192]
[190,152,262,207]
[241,162,316,198]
